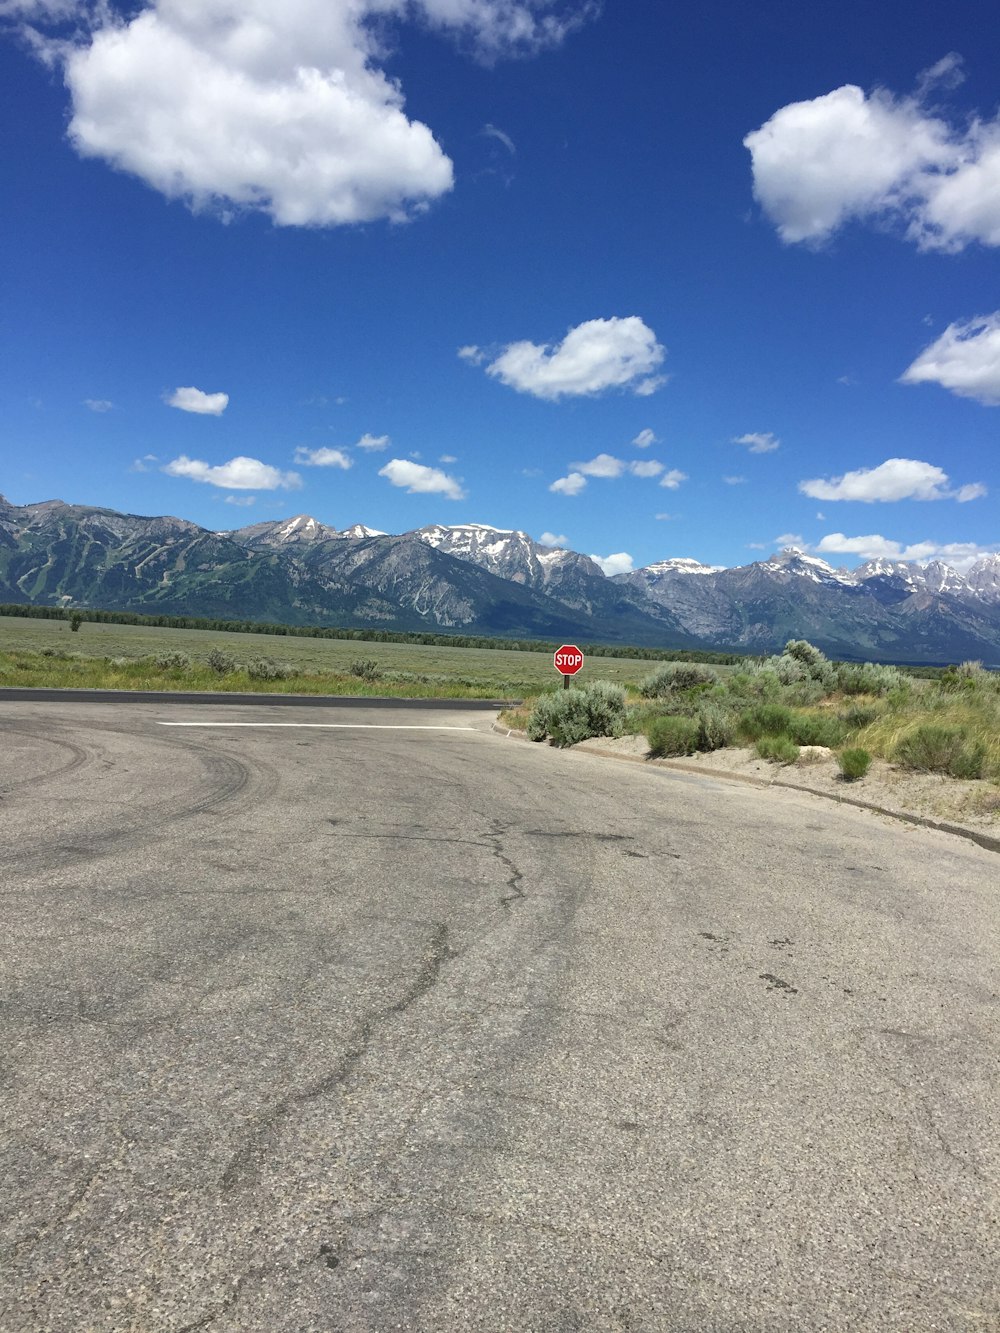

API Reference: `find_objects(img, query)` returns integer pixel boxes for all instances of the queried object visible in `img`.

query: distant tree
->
[69,612,83,633]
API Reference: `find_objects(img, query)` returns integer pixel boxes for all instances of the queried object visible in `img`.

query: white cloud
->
[733,431,779,453]
[224,494,256,506]
[482,316,666,400]
[900,314,1000,405]
[439,454,457,464]
[163,454,301,490]
[629,459,663,479]
[482,123,515,154]
[166,386,228,416]
[293,446,352,469]
[775,533,806,549]
[745,62,1000,252]
[723,475,746,485]
[590,551,634,577]
[128,454,157,472]
[83,397,113,412]
[378,457,465,500]
[654,512,675,521]
[816,531,998,569]
[571,453,626,478]
[799,457,984,503]
[659,469,687,489]
[356,432,391,451]
[20,2,594,229]
[632,427,657,447]
[549,472,587,496]
[457,344,486,364]
[539,531,568,548]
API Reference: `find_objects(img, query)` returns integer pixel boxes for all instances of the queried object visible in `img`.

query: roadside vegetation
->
[520,639,1000,785]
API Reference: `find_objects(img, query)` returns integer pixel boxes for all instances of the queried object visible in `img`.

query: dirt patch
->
[573,734,1000,843]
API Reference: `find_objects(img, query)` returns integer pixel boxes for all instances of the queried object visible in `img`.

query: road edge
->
[492,723,1000,856]
[0,687,516,710]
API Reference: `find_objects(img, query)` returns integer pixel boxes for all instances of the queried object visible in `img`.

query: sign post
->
[553,643,584,689]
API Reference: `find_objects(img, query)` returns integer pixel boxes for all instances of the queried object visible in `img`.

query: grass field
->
[0,615,669,698]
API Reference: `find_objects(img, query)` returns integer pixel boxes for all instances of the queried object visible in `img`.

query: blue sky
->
[2,0,999,575]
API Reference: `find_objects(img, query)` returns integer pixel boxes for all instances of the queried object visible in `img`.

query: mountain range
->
[2,495,999,664]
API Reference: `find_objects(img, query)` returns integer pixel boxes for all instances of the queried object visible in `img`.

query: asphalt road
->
[1,700,997,1332]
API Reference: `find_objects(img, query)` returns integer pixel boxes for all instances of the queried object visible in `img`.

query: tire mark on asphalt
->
[0,721,277,876]
[0,722,91,794]
[220,922,457,1192]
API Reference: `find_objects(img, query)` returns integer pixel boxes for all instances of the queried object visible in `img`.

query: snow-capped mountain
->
[763,548,854,586]
[2,493,999,662]
[229,514,341,548]
[960,555,1000,600]
[412,523,604,588]
[638,557,725,578]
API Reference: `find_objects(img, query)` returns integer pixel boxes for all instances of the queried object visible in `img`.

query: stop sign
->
[554,644,584,676]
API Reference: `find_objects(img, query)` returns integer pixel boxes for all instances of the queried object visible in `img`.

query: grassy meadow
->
[0,614,669,699]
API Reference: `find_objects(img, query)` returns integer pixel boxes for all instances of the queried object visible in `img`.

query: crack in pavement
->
[220,923,458,1192]
[487,820,526,913]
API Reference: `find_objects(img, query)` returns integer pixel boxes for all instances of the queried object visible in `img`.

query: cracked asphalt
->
[0,699,998,1332]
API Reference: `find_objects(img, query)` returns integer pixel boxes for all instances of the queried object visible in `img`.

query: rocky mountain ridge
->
[2,497,999,662]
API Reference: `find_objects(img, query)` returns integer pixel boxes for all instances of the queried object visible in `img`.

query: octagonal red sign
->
[553,644,584,676]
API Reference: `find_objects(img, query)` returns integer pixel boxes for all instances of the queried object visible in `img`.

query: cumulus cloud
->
[745,60,1000,252]
[816,532,998,569]
[733,431,779,453]
[632,427,657,448]
[590,552,634,577]
[571,453,626,478]
[166,386,228,415]
[549,472,587,496]
[293,446,352,469]
[356,432,391,451]
[83,397,113,412]
[439,454,457,464]
[659,469,687,489]
[457,344,486,364]
[14,1,594,228]
[799,457,984,503]
[224,494,256,506]
[163,455,301,490]
[539,531,568,547]
[629,459,663,479]
[481,316,666,400]
[128,454,157,472]
[723,475,746,485]
[378,457,465,500]
[900,314,1000,404]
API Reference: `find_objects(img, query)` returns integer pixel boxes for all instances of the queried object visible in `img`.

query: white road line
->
[156,722,479,730]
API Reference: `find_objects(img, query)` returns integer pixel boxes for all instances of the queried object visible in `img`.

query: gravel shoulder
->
[568,733,1000,848]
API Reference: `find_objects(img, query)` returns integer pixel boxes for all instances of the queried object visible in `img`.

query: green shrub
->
[787,711,847,747]
[894,725,986,779]
[839,702,882,730]
[737,703,794,742]
[527,681,627,747]
[207,649,237,675]
[836,661,907,696]
[155,651,192,670]
[246,656,297,681]
[646,714,700,757]
[639,661,717,698]
[838,748,872,781]
[349,658,382,680]
[755,735,799,764]
[695,702,737,752]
